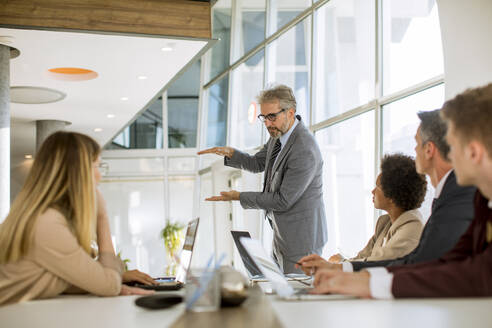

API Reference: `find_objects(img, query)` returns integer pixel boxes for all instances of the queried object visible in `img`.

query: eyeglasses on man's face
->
[257,108,287,122]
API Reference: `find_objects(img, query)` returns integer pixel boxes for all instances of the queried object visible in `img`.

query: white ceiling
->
[0,27,209,165]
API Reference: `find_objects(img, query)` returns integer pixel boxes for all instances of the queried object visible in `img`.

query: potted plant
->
[160,220,185,276]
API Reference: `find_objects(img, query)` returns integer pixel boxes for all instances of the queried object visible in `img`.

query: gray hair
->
[417,109,450,160]
[257,84,297,111]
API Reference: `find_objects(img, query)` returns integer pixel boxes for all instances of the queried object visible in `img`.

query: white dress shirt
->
[434,169,453,199]
[343,170,455,299]
[273,118,298,168]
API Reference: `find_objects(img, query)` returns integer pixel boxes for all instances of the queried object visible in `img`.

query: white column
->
[0,45,11,222]
[36,120,69,151]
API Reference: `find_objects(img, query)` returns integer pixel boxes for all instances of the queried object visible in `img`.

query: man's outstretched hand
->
[197,147,235,158]
[205,190,240,201]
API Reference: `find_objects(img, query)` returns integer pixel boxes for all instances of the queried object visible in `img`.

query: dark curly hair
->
[380,153,427,211]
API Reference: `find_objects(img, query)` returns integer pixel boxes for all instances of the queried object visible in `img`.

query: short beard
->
[267,120,290,139]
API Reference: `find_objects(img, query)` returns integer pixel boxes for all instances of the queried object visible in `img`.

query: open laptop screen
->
[239,237,294,297]
[175,218,199,283]
[231,231,263,278]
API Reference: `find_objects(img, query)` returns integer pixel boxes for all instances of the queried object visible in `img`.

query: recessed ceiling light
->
[47,67,98,81]
[24,154,32,159]
[120,97,128,101]
[11,86,66,104]
[94,128,103,132]
[107,114,115,118]
[161,46,173,52]
[138,76,147,80]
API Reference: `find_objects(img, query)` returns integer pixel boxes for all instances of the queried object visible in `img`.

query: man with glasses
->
[198,84,327,273]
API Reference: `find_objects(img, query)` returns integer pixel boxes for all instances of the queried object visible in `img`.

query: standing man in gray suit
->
[198,84,328,273]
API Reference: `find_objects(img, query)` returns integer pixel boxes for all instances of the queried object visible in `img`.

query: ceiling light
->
[138,76,147,80]
[11,86,66,104]
[24,154,32,159]
[94,128,103,132]
[47,67,98,81]
[120,97,128,101]
[161,46,173,52]
[107,114,115,118]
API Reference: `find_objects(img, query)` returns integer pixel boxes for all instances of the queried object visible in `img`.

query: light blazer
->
[225,117,328,273]
[350,209,423,262]
[351,171,476,271]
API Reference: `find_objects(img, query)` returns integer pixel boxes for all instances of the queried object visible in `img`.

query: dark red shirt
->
[389,191,492,297]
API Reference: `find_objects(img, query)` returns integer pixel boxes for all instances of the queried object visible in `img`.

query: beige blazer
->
[350,209,423,262]
[0,208,123,305]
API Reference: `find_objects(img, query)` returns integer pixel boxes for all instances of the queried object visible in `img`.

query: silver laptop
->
[240,237,355,301]
[231,230,310,282]
[130,218,199,291]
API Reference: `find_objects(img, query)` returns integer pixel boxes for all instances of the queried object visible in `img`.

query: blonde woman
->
[0,132,153,305]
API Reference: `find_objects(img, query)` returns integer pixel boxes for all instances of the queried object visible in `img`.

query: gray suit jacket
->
[351,171,475,271]
[225,117,328,273]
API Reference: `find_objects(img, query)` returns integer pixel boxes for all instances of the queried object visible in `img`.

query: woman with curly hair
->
[329,153,427,263]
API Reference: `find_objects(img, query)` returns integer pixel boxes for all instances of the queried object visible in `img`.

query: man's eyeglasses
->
[258,108,286,122]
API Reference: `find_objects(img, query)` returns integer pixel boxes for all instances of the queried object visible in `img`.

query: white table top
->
[0,292,187,328]
[2,289,492,328]
[268,295,492,328]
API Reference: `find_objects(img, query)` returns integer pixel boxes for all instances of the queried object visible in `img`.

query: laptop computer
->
[231,231,264,279]
[239,237,355,301]
[231,230,310,282]
[127,218,199,291]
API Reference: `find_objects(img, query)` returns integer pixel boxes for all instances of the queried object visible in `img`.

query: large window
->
[230,50,264,149]
[382,84,445,222]
[267,18,311,121]
[382,0,444,94]
[234,0,266,61]
[209,0,232,82]
[313,0,375,122]
[207,76,229,147]
[167,61,200,148]
[269,0,311,36]
[316,112,375,256]
[109,97,163,149]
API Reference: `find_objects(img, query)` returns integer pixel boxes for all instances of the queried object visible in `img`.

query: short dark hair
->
[380,153,427,211]
[417,109,450,160]
[441,83,492,158]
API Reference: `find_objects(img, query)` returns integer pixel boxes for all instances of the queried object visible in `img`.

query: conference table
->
[1,282,492,328]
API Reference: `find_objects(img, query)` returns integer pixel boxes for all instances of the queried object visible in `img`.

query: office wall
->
[438,0,492,99]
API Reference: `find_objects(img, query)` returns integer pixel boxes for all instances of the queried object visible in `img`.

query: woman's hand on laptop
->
[119,284,155,296]
[122,270,157,286]
[296,254,343,275]
[311,270,371,299]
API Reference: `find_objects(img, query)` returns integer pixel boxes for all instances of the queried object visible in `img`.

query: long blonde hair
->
[0,131,101,264]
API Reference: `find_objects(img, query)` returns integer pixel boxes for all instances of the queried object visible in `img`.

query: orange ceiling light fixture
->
[47,67,98,81]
